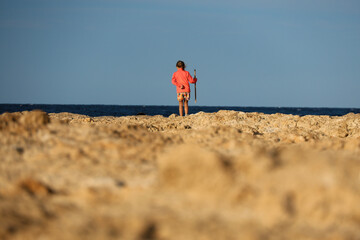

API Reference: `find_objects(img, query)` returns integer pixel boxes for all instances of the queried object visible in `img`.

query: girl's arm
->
[187,72,197,84]
[171,74,181,87]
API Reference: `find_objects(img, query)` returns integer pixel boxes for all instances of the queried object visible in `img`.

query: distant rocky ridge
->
[0,110,359,239]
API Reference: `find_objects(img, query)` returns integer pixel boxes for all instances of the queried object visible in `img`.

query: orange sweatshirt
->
[171,68,197,93]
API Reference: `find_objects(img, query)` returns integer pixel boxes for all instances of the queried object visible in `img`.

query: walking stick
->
[194,69,197,103]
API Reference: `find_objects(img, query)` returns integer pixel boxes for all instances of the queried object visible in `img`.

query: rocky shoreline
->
[1,110,359,239]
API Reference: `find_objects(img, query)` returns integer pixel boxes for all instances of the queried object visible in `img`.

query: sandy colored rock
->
[0,110,360,239]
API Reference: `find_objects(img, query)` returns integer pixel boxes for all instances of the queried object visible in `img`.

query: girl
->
[171,60,197,116]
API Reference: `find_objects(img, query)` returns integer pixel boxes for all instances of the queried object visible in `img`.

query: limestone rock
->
[0,110,360,239]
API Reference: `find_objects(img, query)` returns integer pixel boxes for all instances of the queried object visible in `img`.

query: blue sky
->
[1,0,359,107]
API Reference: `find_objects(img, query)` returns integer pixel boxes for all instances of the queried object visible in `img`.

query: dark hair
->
[176,60,186,70]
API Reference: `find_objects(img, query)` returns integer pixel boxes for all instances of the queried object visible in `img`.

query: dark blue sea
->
[1,104,359,117]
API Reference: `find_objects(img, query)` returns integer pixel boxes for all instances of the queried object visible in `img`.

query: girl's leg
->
[179,100,184,116]
[184,100,189,116]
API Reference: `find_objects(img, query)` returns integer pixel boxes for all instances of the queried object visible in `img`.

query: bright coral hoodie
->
[171,68,197,93]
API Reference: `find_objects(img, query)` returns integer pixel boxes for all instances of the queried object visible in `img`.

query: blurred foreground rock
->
[0,110,359,239]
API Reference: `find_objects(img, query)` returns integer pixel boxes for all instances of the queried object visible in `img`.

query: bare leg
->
[184,100,189,116]
[179,101,184,116]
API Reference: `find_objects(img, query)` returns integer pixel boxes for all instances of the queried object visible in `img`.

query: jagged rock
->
[0,110,359,239]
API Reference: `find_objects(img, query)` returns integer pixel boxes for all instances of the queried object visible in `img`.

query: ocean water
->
[1,104,359,117]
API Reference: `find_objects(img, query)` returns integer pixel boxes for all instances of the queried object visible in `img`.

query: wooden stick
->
[194,69,197,103]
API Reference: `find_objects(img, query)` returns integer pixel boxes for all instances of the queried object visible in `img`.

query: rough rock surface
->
[0,110,359,239]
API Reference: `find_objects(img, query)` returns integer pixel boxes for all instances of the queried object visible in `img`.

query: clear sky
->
[1,0,359,107]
